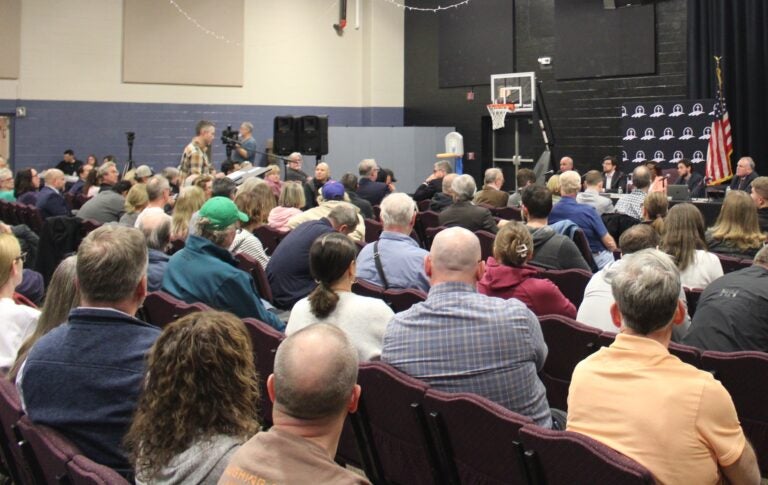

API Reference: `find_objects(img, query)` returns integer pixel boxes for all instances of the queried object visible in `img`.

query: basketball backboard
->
[490,72,535,112]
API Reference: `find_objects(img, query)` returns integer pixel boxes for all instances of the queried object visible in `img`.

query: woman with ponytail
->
[642,191,668,236]
[285,232,393,361]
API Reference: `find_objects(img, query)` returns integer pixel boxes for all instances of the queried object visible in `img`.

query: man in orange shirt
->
[566,249,759,485]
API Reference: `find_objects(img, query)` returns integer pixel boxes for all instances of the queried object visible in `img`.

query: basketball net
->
[487,103,516,130]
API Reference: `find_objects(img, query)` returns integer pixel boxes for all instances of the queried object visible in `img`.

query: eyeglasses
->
[14,252,27,263]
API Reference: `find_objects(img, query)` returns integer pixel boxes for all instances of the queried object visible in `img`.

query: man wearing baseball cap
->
[284,181,366,242]
[162,196,285,331]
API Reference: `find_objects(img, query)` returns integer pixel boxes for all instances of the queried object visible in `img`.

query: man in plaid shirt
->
[178,120,215,182]
[382,226,556,428]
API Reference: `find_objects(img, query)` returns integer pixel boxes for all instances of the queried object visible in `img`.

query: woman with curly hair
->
[478,221,576,318]
[125,311,260,485]
[706,190,766,259]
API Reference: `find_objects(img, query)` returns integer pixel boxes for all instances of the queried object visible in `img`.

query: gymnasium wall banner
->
[619,99,715,176]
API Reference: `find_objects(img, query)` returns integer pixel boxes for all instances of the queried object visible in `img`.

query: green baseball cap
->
[198,196,249,229]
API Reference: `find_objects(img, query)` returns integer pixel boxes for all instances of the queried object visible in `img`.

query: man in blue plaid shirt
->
[382,227,555,428]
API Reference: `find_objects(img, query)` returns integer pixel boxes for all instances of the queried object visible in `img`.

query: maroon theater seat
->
[242,318,285,428]
[352,279,385,300]
[383,287,427,313]
[535,267,592,308]
[364,218,383,244]
[475,230,496,262]
[141,291,210,328]
[0,379,39,485]
[253,225,285,255]
[16,415,81,485]
[67,454,131,485]
[236,252,275,304]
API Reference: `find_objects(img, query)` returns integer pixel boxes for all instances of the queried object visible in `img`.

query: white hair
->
[451,174,477,202]
[380,193,416,228]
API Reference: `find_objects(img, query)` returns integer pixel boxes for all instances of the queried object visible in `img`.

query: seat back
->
[383,287,427,313]
[364,218,383,244]
[667,341,701,368]
[141,291,210,328]
[683,287,703,317]
[571,229,598,272]
[67,454,131,485]
[253,225,285,255]
[79,219,102,238]
[419,210,441,230]
[519,425,654,485]
[601,212,641,243]
[352,279,385,300]
[235,252,274,304]
[356,362,443,485]
[491,205,521,221]
[715,253,744,273]
[701,350,768,475]
[242,318,285,428]
[417,199,432,212]
[167,238,185,255]
[424,225,446,250]
[0,379,39,485]
[16,415,82,485]
[475,230,496,262]
[424,389,532,485]
[21,205,44,233]
[535,268,592,307]
[538,315,601,410]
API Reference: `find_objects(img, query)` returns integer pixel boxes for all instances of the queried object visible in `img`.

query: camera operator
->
[232,122,257,165]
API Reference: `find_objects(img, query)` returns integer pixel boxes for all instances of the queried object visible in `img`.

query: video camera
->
[221,125,239,158]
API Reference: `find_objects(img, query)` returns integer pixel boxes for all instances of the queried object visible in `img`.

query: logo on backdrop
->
[709,103,718,116]
[650,105,665,118]
[631,106,646,118]
[670,104,685,117]
[689,103,705,116]
[622,151,629,162]
[692,151,705,163]
[623,128,638,140]
[670,151,685,164]
[699,127,711,140]
[632,151,647,164]
[652,151,666,163]
[660,128,675,140]
[641,128,656,140]
[679,127,695,140]
[621,106,628,118]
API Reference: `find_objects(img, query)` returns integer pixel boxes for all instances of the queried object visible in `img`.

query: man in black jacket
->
[673,159,705,198]
[413,160,452,202]
[438,174,499,234]
[601,156,626,193]
[340,172,373,219]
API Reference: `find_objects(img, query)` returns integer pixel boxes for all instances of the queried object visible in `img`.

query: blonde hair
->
[124,183,149,214]
[172,186,206,240]
[278,181,305,209]
[546,174,561,196]
[268,164,281,177]
[0,233,21,287]
[493,221,533,267]
[235,183,275,229]
[710,190,766,250]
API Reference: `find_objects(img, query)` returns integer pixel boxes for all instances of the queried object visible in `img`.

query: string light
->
[380,0,471,12]
[168,0,242,46]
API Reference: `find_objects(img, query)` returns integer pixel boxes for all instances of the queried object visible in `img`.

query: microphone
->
[543,170,555,176]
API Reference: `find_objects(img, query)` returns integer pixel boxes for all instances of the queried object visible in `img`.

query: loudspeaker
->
[603,0,652,8]
[298,115,328,156]
[273,116,297,156]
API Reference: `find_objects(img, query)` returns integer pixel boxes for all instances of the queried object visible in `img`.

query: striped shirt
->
[230,229,270,269]
[382,282,553,427]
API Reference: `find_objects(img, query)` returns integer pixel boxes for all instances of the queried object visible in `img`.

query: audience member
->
[356,193,430,292]
[601,155,626,193]
[558,156,574,173]
[684,246,768,353]
[77,180,131,224]
[137,208,172,292]
[750,176,768,233]
[179,120,215,181]
[356,159,393,206]
[576,170,614,215]
[134,165,153,184]
[478,222,576,317]
[673,159,705,197]
[267,203,358,310]
[119,183,149,227]
[661,203,722,289]
[614,165,651,219]
[577,225,691,340]
[729,156,758,192]
[382,227,555,428]
[268,182,305,232]
[287,233,393,361]
[286,182,365,241]
[706,190,765,259]
[84,154,98,167]
[126,311,260,485]
[0,168,15,202]
[642,191,667,236]
[340,172,373,219]
[8,255,78,381]
[82,166,101,198]
[14,168,41,205]
[414,160,452,202]
[284,152,310,183]
[376,167,397,186]
[135,175,172,223]
[646,161,667,194]
[193,174,214,200]
[473,168,508,207]
[170,186,206,241]
[546,174,561,205]
[567,249,759,485]
[221,324,369,485]
[97,161,120,192]
[264,164,282,199]
[36,169,70,219]
[549,171,616,269]
[230,184,273,268]
[439,174,499,234]
[162,197,284,331]
[19,225,160,472]
[521,185,590,271]
[507,168,536,208]
[68,164,92,196]
[305,162,331,209]
[56,149,82,177]
[0,233,39,372]
[162,167,181,196]
[429,172,457,212]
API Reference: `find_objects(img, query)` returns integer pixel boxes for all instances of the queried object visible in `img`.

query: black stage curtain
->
[687,0,768,172]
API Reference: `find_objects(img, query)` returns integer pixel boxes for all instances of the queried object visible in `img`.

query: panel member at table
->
[601,156,626,193]
[729,156,758,192]
[673,159,705,198]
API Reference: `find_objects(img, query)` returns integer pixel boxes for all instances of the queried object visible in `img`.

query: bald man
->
[36,169,70,219]
[221,324,370,484]
[558,156,574,174]
[382,227,557,428]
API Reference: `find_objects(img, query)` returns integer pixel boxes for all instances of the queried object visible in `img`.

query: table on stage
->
[604,194,723,227]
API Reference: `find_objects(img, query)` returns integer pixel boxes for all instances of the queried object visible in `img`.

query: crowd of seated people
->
[0,142,766,484]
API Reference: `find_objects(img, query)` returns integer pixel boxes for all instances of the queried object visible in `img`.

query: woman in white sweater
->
[661,203,723,289]
[286,232,393,361]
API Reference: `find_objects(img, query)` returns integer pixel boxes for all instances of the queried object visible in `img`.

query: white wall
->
[0,0,404,108]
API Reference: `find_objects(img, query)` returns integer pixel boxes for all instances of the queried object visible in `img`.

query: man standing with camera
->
[178,120,215,183]
[232,122,257,165]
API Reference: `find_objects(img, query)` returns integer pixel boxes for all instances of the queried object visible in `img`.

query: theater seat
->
[383,287,427,313]
[141,291,210,328]
[242,318,285,428]
[67,454,131,485]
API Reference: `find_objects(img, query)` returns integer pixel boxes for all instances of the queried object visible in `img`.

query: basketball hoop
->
[487,103,516,130]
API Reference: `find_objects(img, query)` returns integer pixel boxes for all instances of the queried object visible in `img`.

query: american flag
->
[706,64,733,184]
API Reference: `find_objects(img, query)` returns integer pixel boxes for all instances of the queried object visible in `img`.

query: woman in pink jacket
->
[478,221,576,318]
[267,182,305,232]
